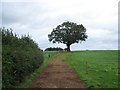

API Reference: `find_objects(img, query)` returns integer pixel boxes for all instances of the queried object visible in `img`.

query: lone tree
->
[48,21,88,52]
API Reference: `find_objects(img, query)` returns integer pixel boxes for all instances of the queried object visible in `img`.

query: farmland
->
[19,50,119,88]
[63,50,118,88]
[1,28,118,88]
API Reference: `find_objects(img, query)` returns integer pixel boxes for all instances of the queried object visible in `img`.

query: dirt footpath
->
[29,54,86,88]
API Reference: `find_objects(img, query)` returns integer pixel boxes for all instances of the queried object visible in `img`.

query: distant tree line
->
[44,47,63,51]
[1,27,44,88]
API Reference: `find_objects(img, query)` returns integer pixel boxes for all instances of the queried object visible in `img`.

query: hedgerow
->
[1,27,44,88]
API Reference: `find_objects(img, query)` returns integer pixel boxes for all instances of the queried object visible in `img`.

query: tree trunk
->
[67,44,70,52]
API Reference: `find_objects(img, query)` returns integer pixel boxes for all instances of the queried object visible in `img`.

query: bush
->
[45,47,63,51]
[1,27,44,88]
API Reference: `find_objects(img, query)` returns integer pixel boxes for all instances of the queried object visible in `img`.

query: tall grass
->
[63,50,118,88]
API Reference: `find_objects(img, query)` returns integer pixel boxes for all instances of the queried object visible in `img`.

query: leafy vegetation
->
[63,50,118,88]
[1,27,43,88]
[0,31,1,89]
[48,21,88,52]
[18,51,59,88]
[44,47,63,51]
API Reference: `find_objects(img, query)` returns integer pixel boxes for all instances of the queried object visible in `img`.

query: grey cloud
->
[2,2,48,25]
[1,0,118,50]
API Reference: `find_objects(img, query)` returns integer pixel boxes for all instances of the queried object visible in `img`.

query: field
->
[8,50,119,88]
[43,51,59,62]
[63,50,118,88]
[18,51,59,88]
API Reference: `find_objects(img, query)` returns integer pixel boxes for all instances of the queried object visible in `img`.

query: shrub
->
[1,27,44,88]
[45,47,63,51]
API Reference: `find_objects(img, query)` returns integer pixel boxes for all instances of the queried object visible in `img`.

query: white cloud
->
[1,0,118,50]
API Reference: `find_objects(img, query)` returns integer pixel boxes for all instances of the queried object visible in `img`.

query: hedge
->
[1,27,44,88]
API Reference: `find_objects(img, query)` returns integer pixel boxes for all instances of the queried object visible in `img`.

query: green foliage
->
[63,50,118,88]
[18,51,59,88]
[48,21,88,51]
[44,47,63,51]
[1,27,43,88]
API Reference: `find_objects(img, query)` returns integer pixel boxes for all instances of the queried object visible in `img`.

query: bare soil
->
[29,54,86,88]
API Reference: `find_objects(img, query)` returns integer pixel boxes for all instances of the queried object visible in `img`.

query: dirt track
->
[29,54,86,88]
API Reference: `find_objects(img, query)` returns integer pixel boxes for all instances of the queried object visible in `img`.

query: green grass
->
[17,51,59,88]
[63,50,118,88]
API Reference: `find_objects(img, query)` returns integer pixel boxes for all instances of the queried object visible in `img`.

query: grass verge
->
[17,51,59,89]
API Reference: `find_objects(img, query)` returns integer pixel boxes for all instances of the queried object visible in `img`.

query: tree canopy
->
[48,21,88,52]
[44,47,63,51]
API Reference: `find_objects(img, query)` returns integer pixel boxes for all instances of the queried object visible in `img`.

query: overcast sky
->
[1,0,119,50]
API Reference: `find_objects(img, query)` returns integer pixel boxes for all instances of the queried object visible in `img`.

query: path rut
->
[29,54,86,88]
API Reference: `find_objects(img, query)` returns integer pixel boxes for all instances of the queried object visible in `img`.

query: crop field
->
[63,50,118,88]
